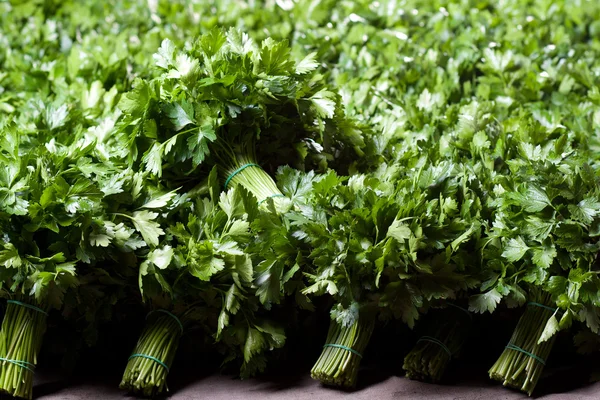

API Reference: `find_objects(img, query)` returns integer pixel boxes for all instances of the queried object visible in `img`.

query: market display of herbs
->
[3,0,600,398]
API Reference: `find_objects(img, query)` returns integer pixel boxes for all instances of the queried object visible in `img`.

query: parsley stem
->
[120,311,182,396]
[111,212,133,220]
[403,305,471,382]
[310,310,374,388]
[224,153,284,209]
[489,293,557,395]
[0,296,47,400]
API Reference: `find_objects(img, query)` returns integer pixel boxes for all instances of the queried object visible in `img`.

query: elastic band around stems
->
[417,336,452,358]
[128,354,170,372]
[447,303,472,320]
[258,193,285,205]
[527,302,562,315]
[0,358,35,373]
[147,309,184,334]
[7,300,48,316]
[505,344,546,366]
[323,344,363,358]
[224,163,261,189]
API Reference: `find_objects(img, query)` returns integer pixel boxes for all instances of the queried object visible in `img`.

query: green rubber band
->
[527,302,562,315]
[417,336,452,357]
[0,358,35,373]
[323,344,363,358]
[258,193,286,205]
[505,344,546,366]
[224,163,261,189]
[447,303,472,320]
[147,309,184,334]
[7,300,48,316]
[128,354,170,372]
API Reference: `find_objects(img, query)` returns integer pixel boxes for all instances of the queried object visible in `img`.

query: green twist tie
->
[323,344,362,358]
[258,193,285,205]
[417,336,452,357]
[7,300,48,316]
[447,303,472,320]
[527,302,562,315]
[505,344,546,366]
[128,354,170,372]
[224,163,261,189]
[147,309,183,334]
[0,358,35,373]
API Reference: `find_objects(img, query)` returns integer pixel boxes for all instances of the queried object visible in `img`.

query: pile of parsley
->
[2,0,600,398]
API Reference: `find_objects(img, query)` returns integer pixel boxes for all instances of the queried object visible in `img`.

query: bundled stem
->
[0,297,48,400]
[311,315,374,388]
[403,304,472,382]
[223,154,285,208]
[120,310,183,396]
[489,294,558,395]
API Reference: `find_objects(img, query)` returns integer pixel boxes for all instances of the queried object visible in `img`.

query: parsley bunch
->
[281,153,482,387]
[120,169,292,395]
[114,28,365,204]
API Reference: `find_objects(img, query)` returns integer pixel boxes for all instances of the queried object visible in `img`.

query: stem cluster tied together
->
[0,298,48,400]
[120,310,183,396]
[224,155,285,208]
[489,295,558,395]
[311,316,374,388]
[403,305,472,382]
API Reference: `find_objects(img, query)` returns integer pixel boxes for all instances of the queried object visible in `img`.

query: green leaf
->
[163,101,194,131]
[219,189,244,219]
[226,220,250,238]
[260,37,294,75]
[580,306,600,334]
[0,244,22,268]
[523,186,552,213]
[538,315,559,343]
[138,260,150,296]
[309,89,336,119]
[295,52,319,74]
[89,233,111,247]
[546,276,568,296]
[386,218,412,243]
[142,190,178,209]
[532,245,557,269]
[225,283,242,313]
[244,327,266,363]
[189,248,225,281]
[131,210,164,246]
[255,320,286,348]
[235,255,253,283]
[148,246,173,270]
[226,28,254,55]
[469,289,502,314]
[153,38,176,69]
[56,262,76,275]
[502,237,530,262]
[568,198,600,224]
[118,80,151,117]
[142,143,163,176]
[217,309,229,335]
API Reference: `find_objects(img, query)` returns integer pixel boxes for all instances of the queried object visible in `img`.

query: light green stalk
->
[120,311,182,396]
[311,315,374,388]
[0,297,48,400]
[489,294,557,395]
[403,305,471,382]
